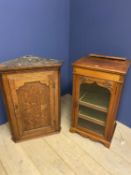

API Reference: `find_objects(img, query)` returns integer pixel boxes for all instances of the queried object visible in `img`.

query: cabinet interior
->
[79,83,110,112]
[77,82,111,134]
[78,118,105,136]
[79,106,106,126]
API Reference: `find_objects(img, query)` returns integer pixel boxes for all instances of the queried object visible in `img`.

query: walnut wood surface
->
[73,54,130,75]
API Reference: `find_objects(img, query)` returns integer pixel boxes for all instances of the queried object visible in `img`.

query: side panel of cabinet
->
[105,82,123,141]
[71,74,80,128]
[2,70,59,141]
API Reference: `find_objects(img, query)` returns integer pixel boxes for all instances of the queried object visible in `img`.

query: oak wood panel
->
[73,54,129,74]
[7,72,56,134]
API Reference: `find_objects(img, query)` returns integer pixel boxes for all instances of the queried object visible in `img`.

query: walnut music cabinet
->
[0,56,62,142]
[70,54,130,148]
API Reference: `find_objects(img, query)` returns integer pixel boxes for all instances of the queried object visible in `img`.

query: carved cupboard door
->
[6,71,58,140]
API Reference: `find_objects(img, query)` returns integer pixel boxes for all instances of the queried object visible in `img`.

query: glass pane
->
[79,105,107,126]
[79,83,111,111]
[78,118,105,136]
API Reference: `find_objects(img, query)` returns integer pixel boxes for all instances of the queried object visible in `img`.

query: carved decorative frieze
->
[79,76,113,93]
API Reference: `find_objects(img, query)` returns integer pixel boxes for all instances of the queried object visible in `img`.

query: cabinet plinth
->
[0,56,62,142]
[70,54,130,148]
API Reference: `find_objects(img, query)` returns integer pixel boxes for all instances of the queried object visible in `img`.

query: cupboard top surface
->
[73,54,130,75]
[0,55,63,72]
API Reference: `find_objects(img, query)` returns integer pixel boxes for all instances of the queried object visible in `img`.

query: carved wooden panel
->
[17,81,50,131]
[79,76,113,93]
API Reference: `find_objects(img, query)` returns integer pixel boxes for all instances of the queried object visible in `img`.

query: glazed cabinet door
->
[72,75,118,140]
[3,71,59,140]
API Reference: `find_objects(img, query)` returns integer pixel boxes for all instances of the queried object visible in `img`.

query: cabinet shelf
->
[78,118,105,136]
[79,100,108,113]
[79,106,106,126]
[80,83,110,113]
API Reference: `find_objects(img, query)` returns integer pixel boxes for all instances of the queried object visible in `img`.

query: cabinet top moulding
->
[0,55,63,73]
[73,54,130,75]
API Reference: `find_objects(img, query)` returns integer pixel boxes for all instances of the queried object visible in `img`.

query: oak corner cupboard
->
[0,56,63,142]
[70,54,130,148]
